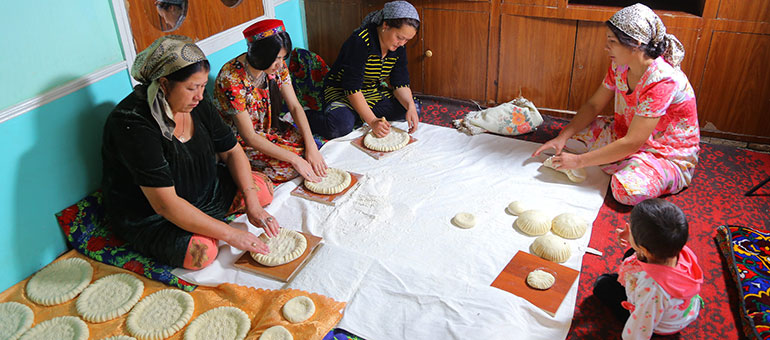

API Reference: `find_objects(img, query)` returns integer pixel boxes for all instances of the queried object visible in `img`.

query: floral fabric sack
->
[454,97,543,136]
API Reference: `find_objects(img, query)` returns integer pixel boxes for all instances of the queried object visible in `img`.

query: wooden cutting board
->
[351,130,417,160]
[290,172,362,206]
[234,231,323,282]
[491,250,579,316]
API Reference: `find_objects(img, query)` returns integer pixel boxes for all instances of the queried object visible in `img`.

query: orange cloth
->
[0,250,345,339]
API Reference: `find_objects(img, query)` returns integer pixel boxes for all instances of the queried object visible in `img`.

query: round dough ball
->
[259,325,293,340]
[451,213,476,229]
[515,210,551,236]
[282,296,315,323]
[506,201,528,216]
[551,213,589,239]
[531,234,571,263]
[526,269,556,290]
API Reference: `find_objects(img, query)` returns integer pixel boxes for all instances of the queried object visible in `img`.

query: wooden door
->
[421,7,490,101]
[497,15,577,109]
[125,0,263,52]
[697,31,770,139]
[304,0,366,66]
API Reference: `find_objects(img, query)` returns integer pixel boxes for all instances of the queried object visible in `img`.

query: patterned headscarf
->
[608,3,685,68]
[359,1,419,30]
[131,35,206,140]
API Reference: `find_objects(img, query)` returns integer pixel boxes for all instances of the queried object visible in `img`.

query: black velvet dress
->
[101,85,238,267]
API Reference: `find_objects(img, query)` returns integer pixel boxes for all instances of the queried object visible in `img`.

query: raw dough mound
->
[363,127,410,152]
[251,229,308,267]
[99,336,137,340]
[259,325,293,340]
[19,316,88,340]
[26,257,93,306]
[551,213,589,239]
[282,296,315,323]
[526,269,556,290]
[542,156,587,183]
[184,306,250,340]
[451,213,476,229]
[76,273,144,323]
[515,210,551,236]
[506,201,528,216]
[304,168,351,195]
[126,289,194,340]
[531,234,572,263]
[0,301,34,340]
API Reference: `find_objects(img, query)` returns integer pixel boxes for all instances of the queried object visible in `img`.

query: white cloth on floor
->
[173,122,610,340]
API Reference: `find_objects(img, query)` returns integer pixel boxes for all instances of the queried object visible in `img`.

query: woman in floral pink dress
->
[533,4,699,205]
[214,19,327,183]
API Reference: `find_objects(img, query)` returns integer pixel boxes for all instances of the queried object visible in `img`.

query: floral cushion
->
[55,191,197,291]
[289,48,329,112]
[716,225,770,340]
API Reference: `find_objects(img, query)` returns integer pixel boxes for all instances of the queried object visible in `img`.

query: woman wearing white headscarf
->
[102,36,279,270]
[533,3,700,206]
[309,1,421,139]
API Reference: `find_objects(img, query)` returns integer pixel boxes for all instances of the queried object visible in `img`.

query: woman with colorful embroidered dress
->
[214,19,327,183]
[102,36,279,270]
[533,4,700,206]
[309,0,421,139]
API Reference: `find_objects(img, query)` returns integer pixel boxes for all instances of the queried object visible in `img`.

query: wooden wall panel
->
[717,0,770,22]
[422,8,489,101]
[698,31,770,137]
[304,0,364,67]
[497,15,577,108]
[568,21,613,114]
[126,0,264,52]
[503,0,559,7]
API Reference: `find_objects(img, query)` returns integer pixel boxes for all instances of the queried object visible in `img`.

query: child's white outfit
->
[617,245,704,339]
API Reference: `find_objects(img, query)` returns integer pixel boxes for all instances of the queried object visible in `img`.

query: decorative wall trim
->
[0,62,127,124]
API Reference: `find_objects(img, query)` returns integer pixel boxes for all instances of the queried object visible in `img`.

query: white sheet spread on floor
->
[173,123,610,340]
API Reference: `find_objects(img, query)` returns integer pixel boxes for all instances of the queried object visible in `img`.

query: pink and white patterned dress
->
[617,246,704,339]
[570,57,700,205]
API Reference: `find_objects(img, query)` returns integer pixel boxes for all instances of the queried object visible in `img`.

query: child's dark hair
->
[630,198,688,259]
[245,32,292,70]
[164,60,210,83]
[385,18,420,31]
[605,21,667,60]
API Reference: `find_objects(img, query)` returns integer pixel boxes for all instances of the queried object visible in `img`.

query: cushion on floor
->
[717,225,770,340]
[55,191,197,291]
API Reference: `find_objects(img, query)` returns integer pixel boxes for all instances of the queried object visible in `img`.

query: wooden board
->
[351,131,418,160]
[491,250,579,316]
[234,231,323,282]
[290,172,362,206]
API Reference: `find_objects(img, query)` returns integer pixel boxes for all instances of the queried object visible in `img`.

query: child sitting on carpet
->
[593,198,704,339]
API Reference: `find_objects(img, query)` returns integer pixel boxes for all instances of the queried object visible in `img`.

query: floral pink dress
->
[214,55,304,183]
[569,57,700,205]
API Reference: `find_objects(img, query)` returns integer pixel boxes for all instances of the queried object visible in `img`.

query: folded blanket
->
[454,97,543,136]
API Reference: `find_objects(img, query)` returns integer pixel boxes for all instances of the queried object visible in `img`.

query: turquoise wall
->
[0,1,124,111]
[0,0,307,292]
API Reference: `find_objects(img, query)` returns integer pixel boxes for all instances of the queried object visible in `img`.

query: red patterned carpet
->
[417,94,770,340]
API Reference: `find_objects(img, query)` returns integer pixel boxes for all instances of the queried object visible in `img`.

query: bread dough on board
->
[304,168,351,195]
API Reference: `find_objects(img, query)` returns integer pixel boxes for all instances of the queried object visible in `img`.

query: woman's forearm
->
[141,186,235,241]
[393,86,415,111]
[220,144,267,211]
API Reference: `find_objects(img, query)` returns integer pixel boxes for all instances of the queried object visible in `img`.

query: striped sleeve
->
[389,46,410,88]
[339,33,369,95]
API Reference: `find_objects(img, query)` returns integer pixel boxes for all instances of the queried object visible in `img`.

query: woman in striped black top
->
[309,1,421,139]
